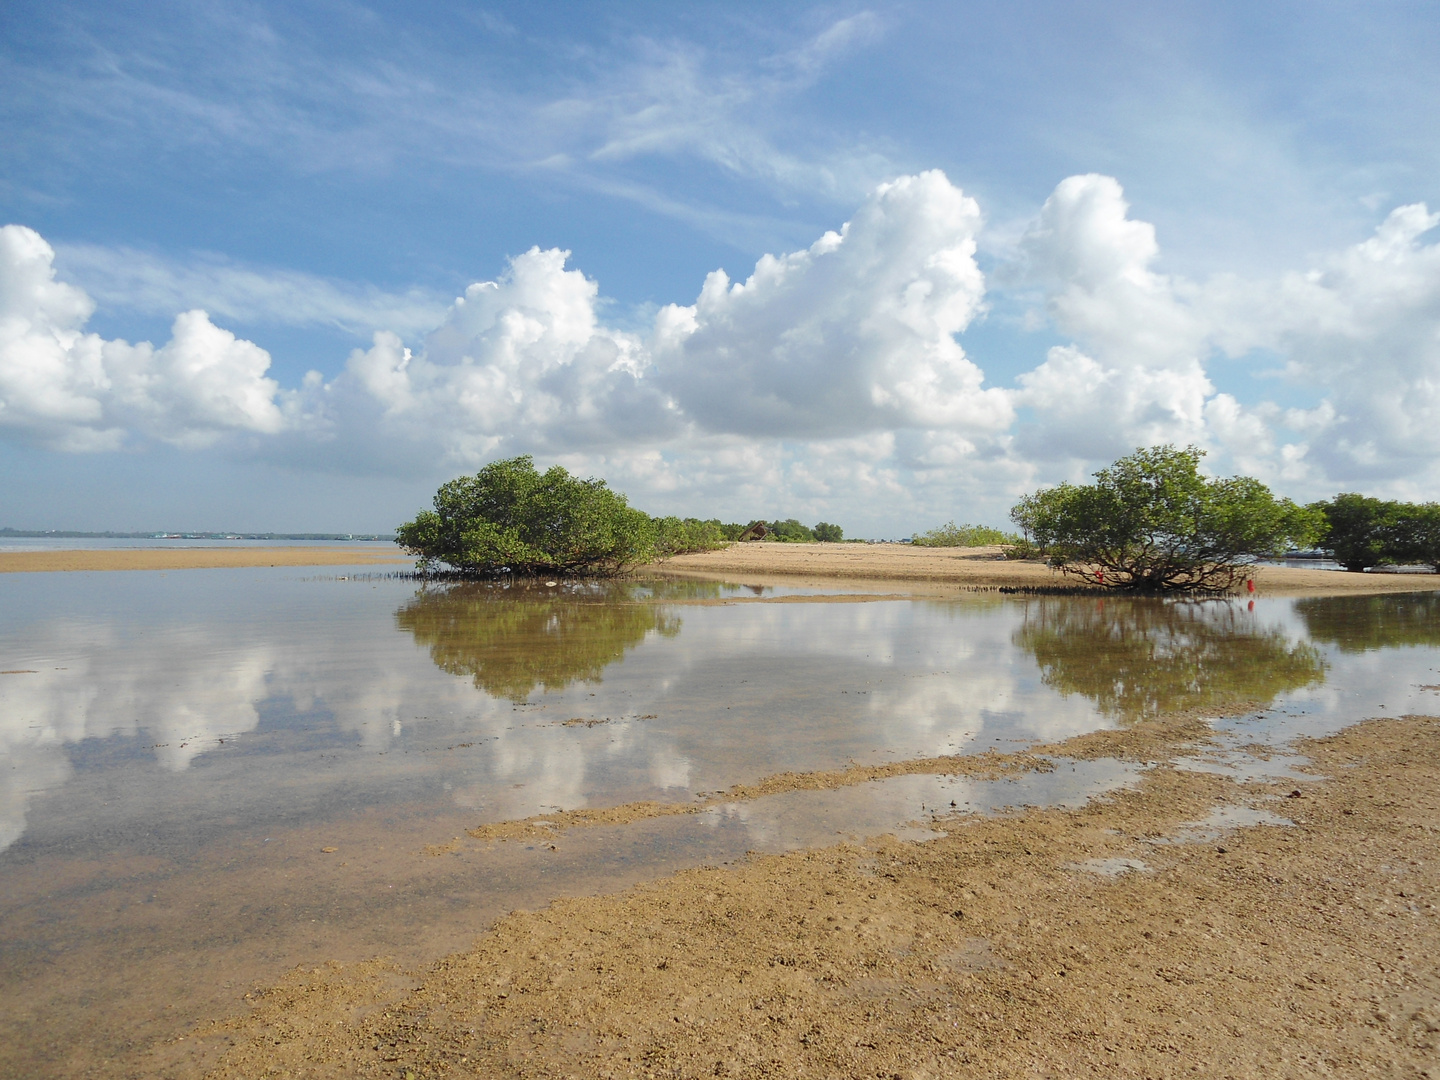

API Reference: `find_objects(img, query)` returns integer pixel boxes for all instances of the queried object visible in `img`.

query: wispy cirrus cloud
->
[54,243,450,337]
[576,12,887,193]
[2,7,896,246]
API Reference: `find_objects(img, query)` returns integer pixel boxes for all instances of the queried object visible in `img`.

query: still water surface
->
[2,569,1438,1075]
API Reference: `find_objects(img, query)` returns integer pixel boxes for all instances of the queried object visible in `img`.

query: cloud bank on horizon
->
[2,1,1437,533]
[2,169,1440,524]
[4,168,1440,527]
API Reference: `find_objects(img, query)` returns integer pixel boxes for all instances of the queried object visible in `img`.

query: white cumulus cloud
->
[8,171,1440,528]
[332,246,679,466]
[308,170,1011,478]
[1206,203,1440,490]
[653,171,1012,439]
[0,225,300,450]
[1014,344,1213,464]
[1011,175,1214,467]
[1010,175,1440,497]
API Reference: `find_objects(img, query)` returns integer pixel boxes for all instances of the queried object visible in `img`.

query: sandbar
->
[0,546,412,573]
[650,541,1440,597]
[7,542,1437,597]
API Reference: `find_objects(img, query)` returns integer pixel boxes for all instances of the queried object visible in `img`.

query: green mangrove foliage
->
[395,456,728,576]
[1014,598,1327,722]
[1388,503,1440,571]
[1294,593,1440,652]
[1010,445,1321,592]
[651,516,735,558]
[764,518,814,543]
[1311,494,1440,572]
[394,581,681,701]
[911,521,1016,547]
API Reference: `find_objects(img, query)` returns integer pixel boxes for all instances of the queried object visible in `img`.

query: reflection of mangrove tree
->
[1014,599,1326,721]
[395,581,681,701]
[1295,593,1440,653]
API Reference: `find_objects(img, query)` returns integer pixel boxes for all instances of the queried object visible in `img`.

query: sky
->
[2,0,1439,535]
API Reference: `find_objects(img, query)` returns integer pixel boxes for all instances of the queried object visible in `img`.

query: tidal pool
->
[2,569,1438,1077]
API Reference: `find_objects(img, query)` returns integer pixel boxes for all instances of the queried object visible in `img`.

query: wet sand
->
[174,710,1439,1079]
[0,547,411,573]
[651,541,1440,597]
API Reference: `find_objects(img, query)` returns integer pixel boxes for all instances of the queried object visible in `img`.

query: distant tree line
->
[1308,494,1440,573]
[760,519,844,543]
[911,521,1017,547]
[653,518,845,545]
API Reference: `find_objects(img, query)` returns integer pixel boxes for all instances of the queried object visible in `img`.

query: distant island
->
[0,528,395,541]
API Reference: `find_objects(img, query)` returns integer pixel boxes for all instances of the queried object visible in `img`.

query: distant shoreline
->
[0,528,394,541]
[0,547,412,573]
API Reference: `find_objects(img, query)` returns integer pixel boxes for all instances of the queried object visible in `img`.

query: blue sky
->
[3,1,1439,533]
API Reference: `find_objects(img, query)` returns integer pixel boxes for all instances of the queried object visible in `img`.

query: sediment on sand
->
[192,712,1440,1079]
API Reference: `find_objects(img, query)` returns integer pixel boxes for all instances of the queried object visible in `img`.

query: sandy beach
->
[6,541,1438,598]
[184,710,1440,1079]
[0,546,412,573]
[650,541,1440,597]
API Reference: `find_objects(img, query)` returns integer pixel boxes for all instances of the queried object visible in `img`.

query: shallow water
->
[2,570,1439,1076]
[0,536,400,553]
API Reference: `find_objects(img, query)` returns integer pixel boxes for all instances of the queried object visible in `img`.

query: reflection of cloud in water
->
[0,621,277,846]
[7,582,1434,858]
[1246,645,1440,746]
[663,598,1117,753]
[0,623,274,767]
[0,739,72,852]
[857,601,1111,751]
[702,758,1147,854]
[257,646,606,823]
